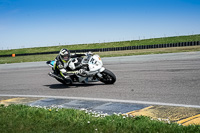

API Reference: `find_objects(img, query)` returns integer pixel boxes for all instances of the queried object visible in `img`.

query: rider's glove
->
[79,69,85,74]
[86,51,93,55]
[76,69,85,75]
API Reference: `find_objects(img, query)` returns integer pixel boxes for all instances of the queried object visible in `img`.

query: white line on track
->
[1,94,200,108]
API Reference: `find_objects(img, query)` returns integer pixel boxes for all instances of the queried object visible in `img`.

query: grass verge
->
[0,34,200,55]
[0,104,200,133]
[1,46,200,64]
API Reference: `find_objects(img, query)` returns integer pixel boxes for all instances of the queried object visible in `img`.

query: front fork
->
[96,67,105,79]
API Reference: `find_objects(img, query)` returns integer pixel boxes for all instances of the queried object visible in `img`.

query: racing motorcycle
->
[46,53,116,85]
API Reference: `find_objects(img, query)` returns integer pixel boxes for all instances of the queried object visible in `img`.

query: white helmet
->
[59,48,70,62]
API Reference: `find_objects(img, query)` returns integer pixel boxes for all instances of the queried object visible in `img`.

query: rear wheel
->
[100,69,116,84]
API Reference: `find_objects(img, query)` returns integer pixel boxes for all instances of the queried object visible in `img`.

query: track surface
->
[0,52,200,106]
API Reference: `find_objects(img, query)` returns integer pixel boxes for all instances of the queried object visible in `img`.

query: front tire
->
[100,69,116,84]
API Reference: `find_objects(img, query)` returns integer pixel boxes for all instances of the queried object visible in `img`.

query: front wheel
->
[100,69,116,84]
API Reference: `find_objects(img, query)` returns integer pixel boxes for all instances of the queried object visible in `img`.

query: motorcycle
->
[46,53,116,85]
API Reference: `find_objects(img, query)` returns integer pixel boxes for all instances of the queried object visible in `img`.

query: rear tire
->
[100,69,116,84]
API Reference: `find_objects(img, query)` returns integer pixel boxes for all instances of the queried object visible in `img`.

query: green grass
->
[0,104,200,133]
[0,34,200,56]
[0,54,57,64]
[97,45,200,57]
[0,34,200,64]
[1,46,200,64]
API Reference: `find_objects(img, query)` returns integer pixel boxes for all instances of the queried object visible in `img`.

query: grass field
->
[0,34,200,64]
[0,34,200,56]
[0,104,200,133]
[1,45,200,64]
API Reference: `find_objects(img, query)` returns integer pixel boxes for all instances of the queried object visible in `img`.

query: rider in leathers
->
[53,48,91,83]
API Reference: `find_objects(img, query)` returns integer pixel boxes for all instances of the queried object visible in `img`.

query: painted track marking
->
[177,114,200,126]
[1,94,200,108]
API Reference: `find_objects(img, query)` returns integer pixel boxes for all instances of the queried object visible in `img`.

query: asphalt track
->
[0,52,200,107]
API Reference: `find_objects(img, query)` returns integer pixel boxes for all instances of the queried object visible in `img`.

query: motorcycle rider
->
[53,48,92,83]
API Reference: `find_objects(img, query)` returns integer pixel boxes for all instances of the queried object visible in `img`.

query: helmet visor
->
[62,54,69,61]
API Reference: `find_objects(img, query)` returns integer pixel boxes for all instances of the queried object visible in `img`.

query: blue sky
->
[0,0,200,49]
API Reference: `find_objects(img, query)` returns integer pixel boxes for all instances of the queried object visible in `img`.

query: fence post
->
[195,41,197,46]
